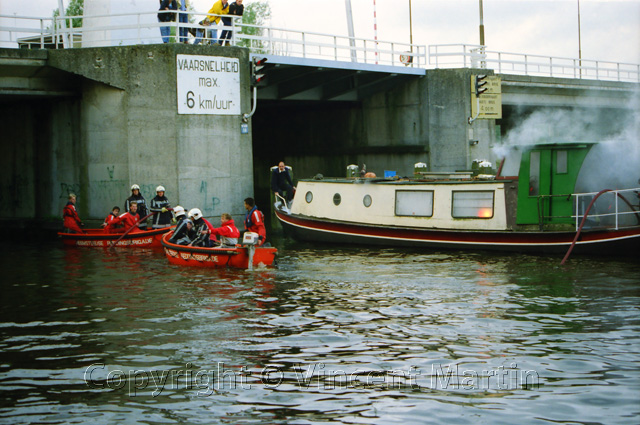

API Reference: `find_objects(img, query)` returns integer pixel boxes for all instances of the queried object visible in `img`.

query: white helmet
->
[173,205,186,217]
[131,184,140,190]
[156,185,165,193]
[188,208,203,220]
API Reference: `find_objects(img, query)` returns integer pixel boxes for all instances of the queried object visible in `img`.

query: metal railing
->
[573,188,640,231]
[1,12,638,81]
[534,188,640,231]
[428,44,640,83]
[0,11,426,68]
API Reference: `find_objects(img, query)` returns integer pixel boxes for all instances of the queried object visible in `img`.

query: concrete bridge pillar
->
[0,45,254,224]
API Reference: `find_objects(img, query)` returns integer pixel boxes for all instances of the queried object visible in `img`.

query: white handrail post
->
[575,194,579,230]
[549,57,553,77]
[364,40,367,63]
[302,32,306,58]
[231,18,236,46]
[615,190,619,230]
[40,19,45,49]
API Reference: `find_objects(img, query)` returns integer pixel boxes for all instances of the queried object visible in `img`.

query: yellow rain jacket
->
[206,0,229,25]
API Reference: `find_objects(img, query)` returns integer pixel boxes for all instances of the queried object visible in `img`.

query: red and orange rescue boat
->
[161,232,277,269]
[58,227,172,248]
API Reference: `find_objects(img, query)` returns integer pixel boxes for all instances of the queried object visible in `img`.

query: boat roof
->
[509,141,597,150]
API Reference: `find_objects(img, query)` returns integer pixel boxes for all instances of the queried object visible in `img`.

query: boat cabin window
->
[395,190,433,217]
[529,151,540,196]
[363,194,372,208]
[305,191,313,203]
[333,193,341,206]
[556,150,568,174]
[452,191,494,219]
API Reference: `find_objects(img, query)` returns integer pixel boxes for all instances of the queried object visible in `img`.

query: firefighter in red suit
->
[210,213,240,247]
[106,202,141,234]
[62,194,84,234]
[102,206,122,230]
[243,197,266,246]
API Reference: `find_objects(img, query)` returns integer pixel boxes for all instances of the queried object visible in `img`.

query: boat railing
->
[572,188,640,231]
[536,194,573,230]
[535,187,640,231]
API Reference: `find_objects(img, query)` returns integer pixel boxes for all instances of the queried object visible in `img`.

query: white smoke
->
[494,94,640,192]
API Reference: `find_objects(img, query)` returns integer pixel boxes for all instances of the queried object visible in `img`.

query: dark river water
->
[0,236,639,424]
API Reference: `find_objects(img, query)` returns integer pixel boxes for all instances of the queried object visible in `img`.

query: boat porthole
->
[333,193,341,206]
[305,191,313,203]
[363,194,372,208]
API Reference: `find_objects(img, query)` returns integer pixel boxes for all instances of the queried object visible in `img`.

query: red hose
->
[560,189,611,265]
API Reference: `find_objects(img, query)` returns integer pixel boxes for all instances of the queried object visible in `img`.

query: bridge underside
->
[500,74,637,109]
[254,55,425,101]
[0,50,80,102]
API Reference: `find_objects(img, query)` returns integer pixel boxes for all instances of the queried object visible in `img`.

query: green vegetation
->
[238,1,271,50]
[52,0,84,29]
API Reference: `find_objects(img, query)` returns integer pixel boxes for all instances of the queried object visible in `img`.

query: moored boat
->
[161,232,278,269]
[58,227,172,248]
[275,142,640,255]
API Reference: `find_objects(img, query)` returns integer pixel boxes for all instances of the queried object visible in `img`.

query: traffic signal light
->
[475,74,488,96]
[251,57,268,86]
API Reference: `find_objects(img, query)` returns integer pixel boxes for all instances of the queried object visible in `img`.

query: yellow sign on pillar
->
[471,75,502,119]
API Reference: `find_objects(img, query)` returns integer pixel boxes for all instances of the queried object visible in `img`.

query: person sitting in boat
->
[200,215,219,247]
[210,213,240,247]
[101,206,122,230]
[271,161,296,206]
[62,193,84,234]
[243,197,266,246]
[125,184,148,230]
[169,206,192,245]
[187,208,211,247]
[149,185,172,229]
[106,201,141,234]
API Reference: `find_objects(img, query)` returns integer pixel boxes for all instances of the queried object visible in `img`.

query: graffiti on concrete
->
[199,180,220,215]
[60,182,81,198]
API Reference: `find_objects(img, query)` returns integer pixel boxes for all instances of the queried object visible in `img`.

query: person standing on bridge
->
[194,0,228,45]
[158,0,178,43]
[219,0,243,46]
[178,0,189,44]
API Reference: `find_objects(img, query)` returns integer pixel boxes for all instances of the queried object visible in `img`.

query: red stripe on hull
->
[58,227,173,248]
[276,211,640,254]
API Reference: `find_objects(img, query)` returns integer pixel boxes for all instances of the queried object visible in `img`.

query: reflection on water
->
[0,240,639,424]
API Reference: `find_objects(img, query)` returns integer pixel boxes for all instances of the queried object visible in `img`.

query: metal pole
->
[409,0,413,52]
[577,0,582,78]
[345,0,357,62]
[57,0,69,48]
[373,0,378,64]
[479,0,485,46]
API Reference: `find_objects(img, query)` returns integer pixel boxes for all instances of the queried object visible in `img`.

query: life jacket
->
[244,206,266,245]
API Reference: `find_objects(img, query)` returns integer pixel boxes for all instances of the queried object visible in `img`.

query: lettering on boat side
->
[76,240,106,247]
[76,238,153,247]
[83,362,539,395]
[115,238,153,246]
